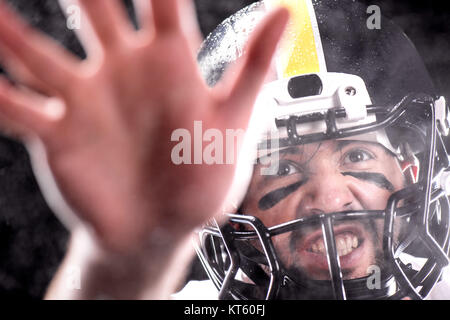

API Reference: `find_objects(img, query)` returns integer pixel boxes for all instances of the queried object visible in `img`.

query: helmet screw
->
[345,87,357,96]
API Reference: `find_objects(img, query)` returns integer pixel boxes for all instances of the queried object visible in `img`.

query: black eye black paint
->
[258,180,306,211]
[257,172,394,211]
[342,172,395,192]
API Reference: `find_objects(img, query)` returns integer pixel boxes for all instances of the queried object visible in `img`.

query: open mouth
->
[308,232,362,257]
[294,224,369,274]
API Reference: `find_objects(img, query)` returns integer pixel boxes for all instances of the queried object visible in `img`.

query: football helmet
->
[195,0,450,300]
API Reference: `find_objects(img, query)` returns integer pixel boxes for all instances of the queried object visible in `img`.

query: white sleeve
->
[171,280,219,300]
[426,266,450,300]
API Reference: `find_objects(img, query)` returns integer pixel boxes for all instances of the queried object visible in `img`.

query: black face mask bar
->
[198,188,447,299]
[196,93,450,300]
[382,99,450,299]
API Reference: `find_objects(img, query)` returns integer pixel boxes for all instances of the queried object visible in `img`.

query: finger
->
[132,0,153,31]
[78,0,133,48]
[179,0,203,54]
[0,2,78,93]
[58,0,102,58]
[0,76,54,137]
[0,44,54,95]
[151,0,181,34]
[221,8,289,128]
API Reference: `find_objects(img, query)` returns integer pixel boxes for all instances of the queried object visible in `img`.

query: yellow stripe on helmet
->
[266,0,327,79]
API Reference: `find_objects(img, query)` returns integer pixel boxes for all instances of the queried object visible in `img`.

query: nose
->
[297,168,355,217]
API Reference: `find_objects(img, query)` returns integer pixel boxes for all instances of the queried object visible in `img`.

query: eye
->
[343,149,374,164]
[276,161,300,177]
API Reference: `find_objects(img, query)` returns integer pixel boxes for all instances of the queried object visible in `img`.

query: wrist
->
[46,225,195,299]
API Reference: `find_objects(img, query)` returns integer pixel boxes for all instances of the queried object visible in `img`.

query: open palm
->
[0,0,288,253]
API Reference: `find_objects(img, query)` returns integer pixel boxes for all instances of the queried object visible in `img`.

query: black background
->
[0,0,448,299]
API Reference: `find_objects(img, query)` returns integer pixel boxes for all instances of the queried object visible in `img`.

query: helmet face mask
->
[197,92,450,300]
[195,0,450,300]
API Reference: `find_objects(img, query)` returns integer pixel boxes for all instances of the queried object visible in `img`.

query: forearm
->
[45,226,195,300]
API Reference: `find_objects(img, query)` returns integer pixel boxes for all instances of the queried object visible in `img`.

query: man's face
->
[240,139,406,280]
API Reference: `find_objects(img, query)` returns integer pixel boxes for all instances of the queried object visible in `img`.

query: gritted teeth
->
[309,233,359,257]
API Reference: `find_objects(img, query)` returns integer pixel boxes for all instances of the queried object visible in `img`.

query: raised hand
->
[0,0,288,298]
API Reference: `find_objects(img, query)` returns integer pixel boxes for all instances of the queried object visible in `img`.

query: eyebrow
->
[334,140,393,157]
[274,147,304,157]
[257,146,303,164]
[258,140,394,166]
[334,140,355,152]
[275,141,388,156]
